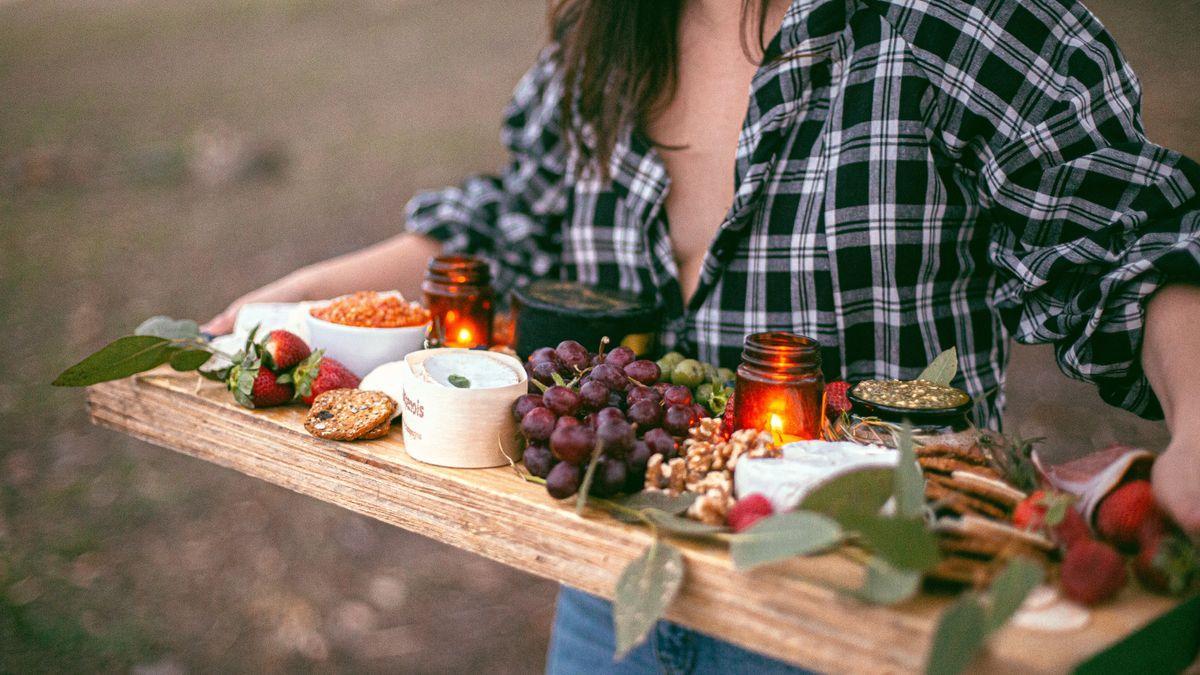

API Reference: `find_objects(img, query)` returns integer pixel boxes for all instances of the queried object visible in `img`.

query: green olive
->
[701,362,720,385]
[658,351,686,368]
[655,358,675,383]
[671,359,705,389]
[695,383,714,405]
[707,388,731,415]
[717,367,736,386]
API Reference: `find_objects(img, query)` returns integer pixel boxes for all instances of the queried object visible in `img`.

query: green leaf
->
[894,424,926,519]
[606,492,697,523]
[448,374,471,388]
[52,336,176,386]
[839,513,940,571]
[925,595,988,675]
[135,315,201,340]
[169,349,212,372]
[917,347,958,385]
[729,511,843,570]
[984,558,1043,634]
[642,509,725,537]
[610,491,697,515]
[613,540,685,659]
[852,556,922,605]
[799,467,895,523]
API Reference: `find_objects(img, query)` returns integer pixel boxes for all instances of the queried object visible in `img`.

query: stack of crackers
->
[304,389,397,441]
[918,442,1055,585]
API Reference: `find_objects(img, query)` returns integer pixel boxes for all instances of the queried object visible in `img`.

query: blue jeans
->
[546,586,812,674]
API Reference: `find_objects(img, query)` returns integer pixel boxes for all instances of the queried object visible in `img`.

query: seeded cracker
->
[925,480,1009,520]
[918,455,1002,479]
[304,389,396,441]
[358,417,392,440]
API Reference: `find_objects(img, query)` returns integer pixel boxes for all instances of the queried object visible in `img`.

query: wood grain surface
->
[86,372,1182,673]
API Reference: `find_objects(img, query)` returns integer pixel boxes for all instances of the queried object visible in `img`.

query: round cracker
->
[305,389,396,441]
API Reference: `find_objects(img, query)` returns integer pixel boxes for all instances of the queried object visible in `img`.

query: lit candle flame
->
[769,413,784,445]
[456,327,474,345]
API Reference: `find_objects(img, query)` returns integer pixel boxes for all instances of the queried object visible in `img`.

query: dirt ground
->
[1,0,1196,671]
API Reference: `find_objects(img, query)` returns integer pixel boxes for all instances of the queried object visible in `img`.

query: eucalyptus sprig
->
[53,316,231,386]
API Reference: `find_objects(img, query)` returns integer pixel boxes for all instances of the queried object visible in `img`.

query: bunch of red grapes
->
[513,340,710,500]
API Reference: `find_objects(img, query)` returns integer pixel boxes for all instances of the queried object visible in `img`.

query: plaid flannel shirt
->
[406,0,1200,426]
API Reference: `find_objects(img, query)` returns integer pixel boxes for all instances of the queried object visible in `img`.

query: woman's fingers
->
[200,306,238,336]
[1152,444,1200,540]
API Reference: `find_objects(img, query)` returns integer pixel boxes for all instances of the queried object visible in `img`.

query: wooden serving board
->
[86,372,1185,673]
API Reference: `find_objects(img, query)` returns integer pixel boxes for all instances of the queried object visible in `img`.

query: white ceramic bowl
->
[303,297,429,377]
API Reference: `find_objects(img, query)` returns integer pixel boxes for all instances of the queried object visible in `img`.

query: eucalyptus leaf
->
[925,595,987,675]
[52,336,176,386]
[613,540,685,659]
[729,511,843,570]
[448,374,471,388]
[893,424,926,520]
[642,509,725,537]
[610,491,697,515]
[799,467,895,522]
[852,556,922,605]
[917,347,958,385]
[606,492,698,523]
[135,316,201,341]
[839,512,940,571]
[983,558,1043,634]
[169,349,213,372]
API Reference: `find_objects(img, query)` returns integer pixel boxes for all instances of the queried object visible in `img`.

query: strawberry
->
[1012,490,1089,550]
[227,350,293,408]
[248,367,293,406]
[1012,490,1047,531]
[1059,538,1128,606]
[727,493,774,533]
[719,393,736,439]
[1096,480,1157,550]
[291,351,361,405]
[1052,506,1091,551]
[1133,514,1197,595]
[261,329,311,372]
[824,380,852,417]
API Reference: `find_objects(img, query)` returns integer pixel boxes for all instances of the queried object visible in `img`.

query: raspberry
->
[824,380,852,417]
[727,493,774,532]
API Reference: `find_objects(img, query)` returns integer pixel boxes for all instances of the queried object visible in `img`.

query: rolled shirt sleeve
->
[912,0,1200,418]
[405,44,569,298]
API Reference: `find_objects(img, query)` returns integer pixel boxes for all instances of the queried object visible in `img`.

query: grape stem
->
[574,439,605,515]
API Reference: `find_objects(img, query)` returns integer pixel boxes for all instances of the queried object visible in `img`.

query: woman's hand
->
[1142,285,1200,540]
[200,232,442,335]
[201,272,312,336]
[1152,437,1200,539]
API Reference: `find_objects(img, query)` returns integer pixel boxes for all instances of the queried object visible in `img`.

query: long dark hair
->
[550,0,775,175]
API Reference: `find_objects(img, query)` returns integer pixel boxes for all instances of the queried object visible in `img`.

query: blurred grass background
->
[0,0,1196,671]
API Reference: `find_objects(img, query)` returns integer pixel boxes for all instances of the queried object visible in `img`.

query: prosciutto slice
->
[1033,443,1156,528]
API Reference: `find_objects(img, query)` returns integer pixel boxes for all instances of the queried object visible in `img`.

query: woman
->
[207,0,1200,670]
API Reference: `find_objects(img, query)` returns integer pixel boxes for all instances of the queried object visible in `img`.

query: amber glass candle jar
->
[731,332,825,442]
[422,255,494,349]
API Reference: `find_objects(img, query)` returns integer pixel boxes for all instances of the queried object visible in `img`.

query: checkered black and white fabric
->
[406,0,1200,426]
